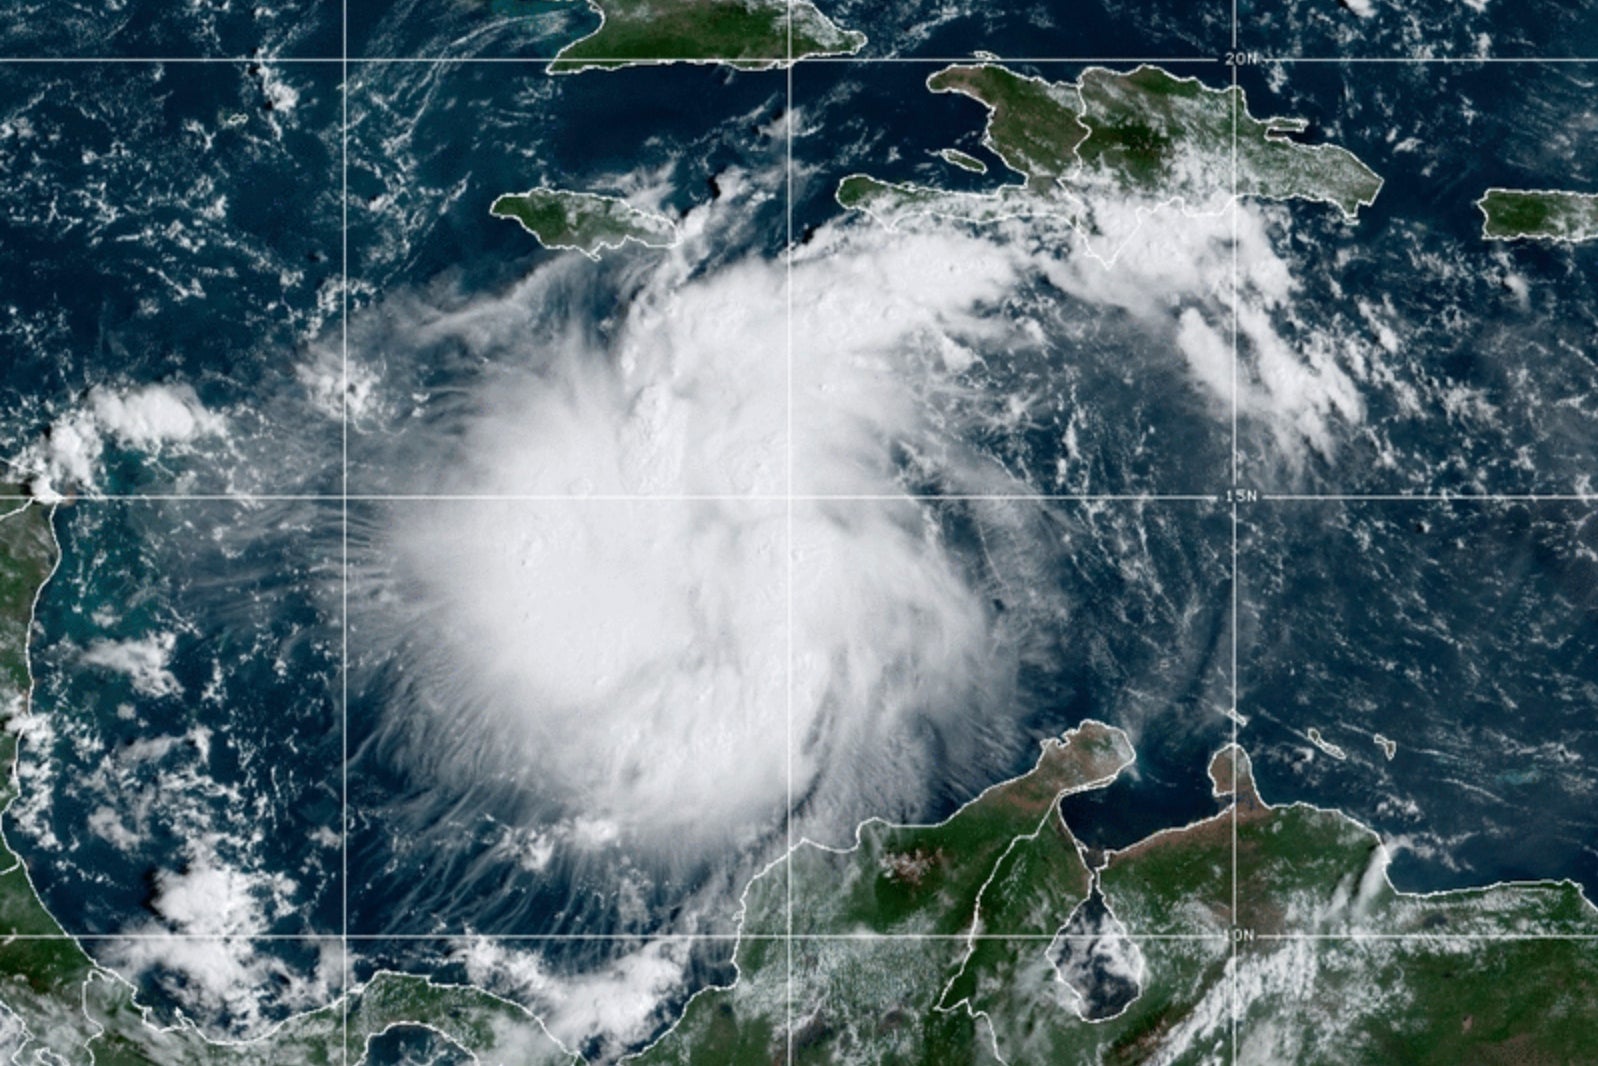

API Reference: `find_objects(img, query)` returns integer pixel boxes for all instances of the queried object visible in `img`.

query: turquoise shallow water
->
[4,2,1598,1045]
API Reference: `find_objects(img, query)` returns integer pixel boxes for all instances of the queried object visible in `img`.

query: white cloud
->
[86,806,142,851]
[29,383,227,497]
[90,383,225,449]
[104,936,341,1040]
[101,835,328,1038]
[149,854,278,936]
[459,938,688,1056]
[81,632,183,698]
[258,65,300,116]
[349,217,1048,848]
[340,172,1377,873]
[41,416,104,494]
[491,823,559,873]
[1043,202,1367,464]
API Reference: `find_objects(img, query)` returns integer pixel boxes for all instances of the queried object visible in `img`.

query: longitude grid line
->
[4,30,1595,1063]
[1228,43,1240,1066]
[784,6,796,1066]
[340,0,351,1059]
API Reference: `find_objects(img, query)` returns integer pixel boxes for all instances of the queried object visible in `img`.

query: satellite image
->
[1,0,1597,1062]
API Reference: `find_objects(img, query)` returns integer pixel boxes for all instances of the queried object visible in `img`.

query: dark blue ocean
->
[2,0,1598,1046]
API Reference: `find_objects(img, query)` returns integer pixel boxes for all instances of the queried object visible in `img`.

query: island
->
[490,188,678,259]
[548,0,865,72]
[838,64,1385,260]
[938,148,988,174]
[1476,188,1598,243]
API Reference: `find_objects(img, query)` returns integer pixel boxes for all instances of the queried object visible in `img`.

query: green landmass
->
[625,734,1598,1066]
[0,490,94,1062]
[938,148,988,174]
[0,494,53,700]
[2,489,1596,1063]
[1477,188,1598,242]
[836,174,1042,230]
[1076,65,1379,213]
[926,66,1089,192]
[839,63,1384,245]
[837,175,920,212]
[490,188,678,259]
[1104,748,1598,941]
[548,0,865,72]
[0,490,577,1064]
[62,967,579,1065]
[627,721,1136,1066]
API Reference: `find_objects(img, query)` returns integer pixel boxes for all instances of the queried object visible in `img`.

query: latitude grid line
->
[5,54,1598,63]
[0,492,1594,505]
[1,19,1596,1066]
[14,931,1598,939]
[2,493,1596,505]
[5,492,1597,500]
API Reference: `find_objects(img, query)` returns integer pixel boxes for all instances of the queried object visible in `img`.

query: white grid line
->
[340,0,352,1057]
[10,931,1598,942]
[0,54,1222,64]
[0,493,1223,504]
[3,54,1598,64]
[1266,55,1598,63]
[784,0,797,1059]
[1228,54,1241,1066]
[1260,493,1598,502]
[3,27,1595,1062]
[3,492,1592,504]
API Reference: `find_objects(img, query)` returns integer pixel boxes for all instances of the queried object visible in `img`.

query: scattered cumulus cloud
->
[81,632,183,698]
[459,938,690,1057]
[102,834,329,1039]
[27,383,226,499]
